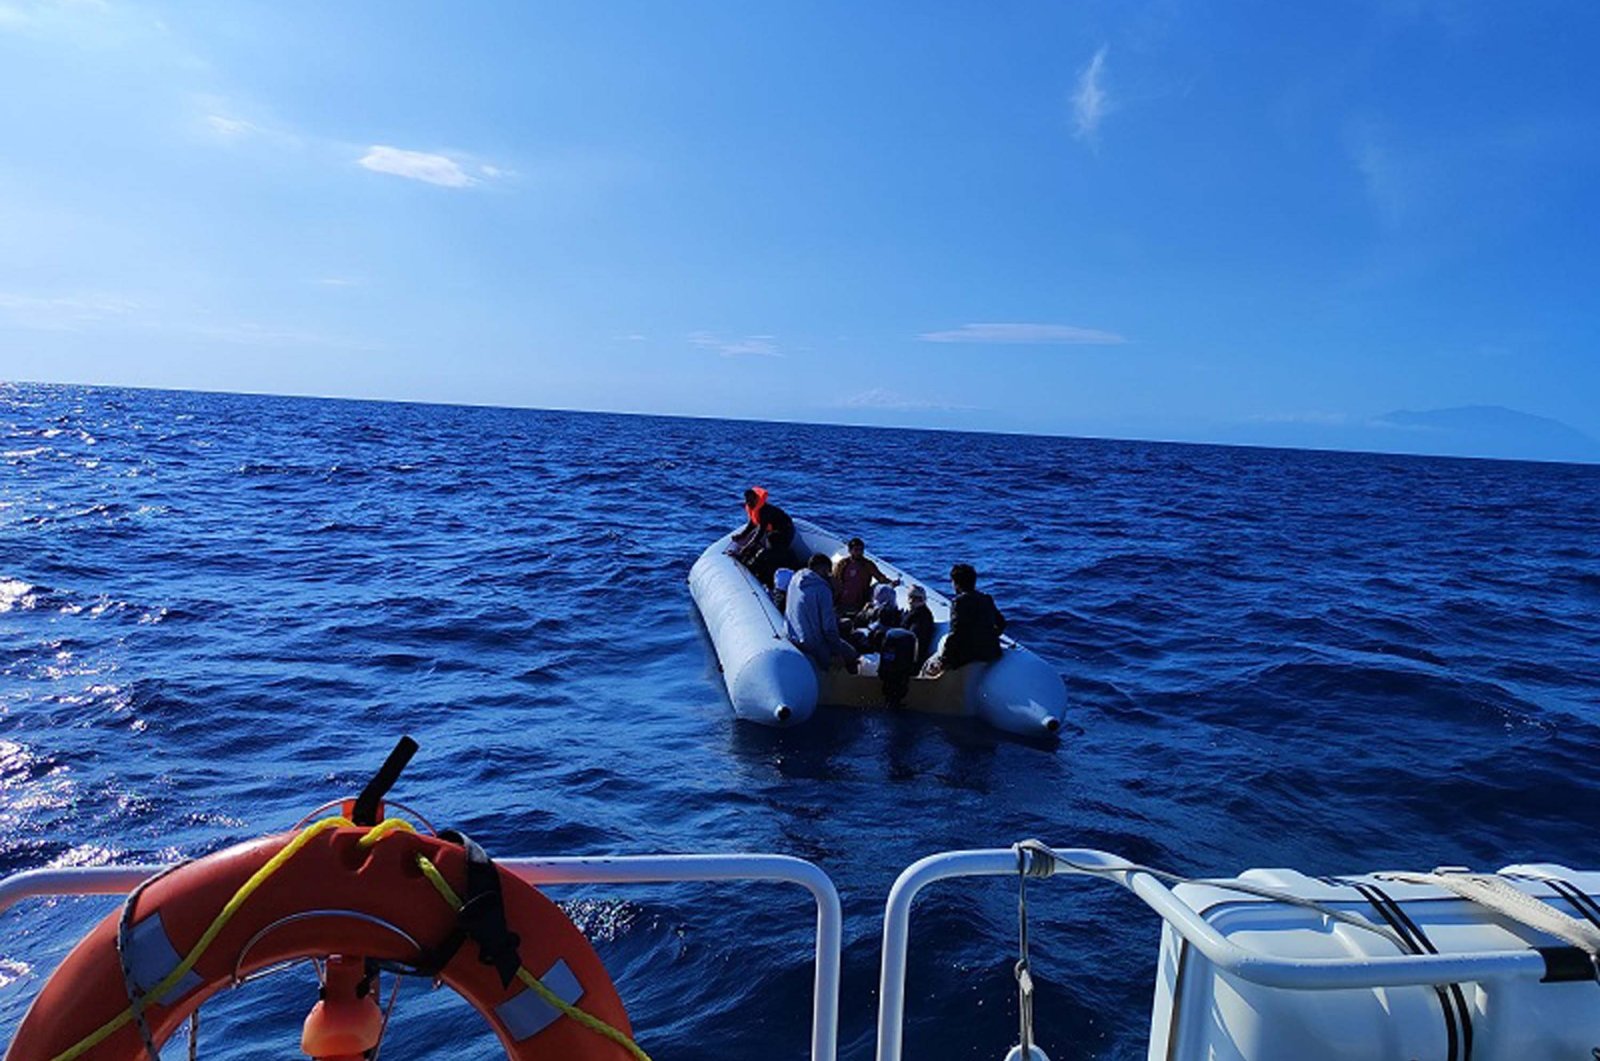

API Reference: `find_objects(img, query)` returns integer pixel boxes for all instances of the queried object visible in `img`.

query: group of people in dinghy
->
[729,487,1008,683]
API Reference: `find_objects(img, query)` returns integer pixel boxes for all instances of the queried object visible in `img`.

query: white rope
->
[1016,840,1407,949]
[1014,847,1036,1058]
[1382,871,1600,957]
[369,972,402,1061]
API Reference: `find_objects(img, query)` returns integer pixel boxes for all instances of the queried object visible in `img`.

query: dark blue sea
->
[3,382,1599,1059]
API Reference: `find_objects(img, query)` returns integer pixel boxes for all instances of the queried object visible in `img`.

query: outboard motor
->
[879,627,918,707]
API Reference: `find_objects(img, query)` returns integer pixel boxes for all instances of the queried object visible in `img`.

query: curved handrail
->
[874,846,1553,1061]
[499,854,841,1061]
[0,852,842,1061]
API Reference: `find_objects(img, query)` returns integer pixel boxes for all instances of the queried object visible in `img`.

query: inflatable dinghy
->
[689,518,1065,737]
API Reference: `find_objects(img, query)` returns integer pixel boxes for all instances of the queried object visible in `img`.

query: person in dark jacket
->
[929,563,1005,674]
[731,486,796,586]
[901,583,936,667]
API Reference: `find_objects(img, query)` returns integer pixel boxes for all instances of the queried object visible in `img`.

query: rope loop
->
[1014,844,1037,1057]
[1015,839,1056,879]
[115,860,192,1061]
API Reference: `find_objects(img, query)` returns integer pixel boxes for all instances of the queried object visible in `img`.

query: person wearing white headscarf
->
[901,584,935,667]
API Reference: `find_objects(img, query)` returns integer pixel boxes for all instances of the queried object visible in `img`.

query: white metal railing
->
[874,845,1557,1061]
[0,853,842,1061]
[501,854,841,1061]
[15,843,1576,1061]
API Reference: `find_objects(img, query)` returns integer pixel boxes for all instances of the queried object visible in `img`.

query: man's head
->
[950,563,978,592]
[908,584,927,606]
[808,553,833,576]
[743,488,760,508]
[847,537,865,557]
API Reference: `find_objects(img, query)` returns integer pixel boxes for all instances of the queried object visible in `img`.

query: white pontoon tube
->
[689,519,1065,737]
[689,525,820,727]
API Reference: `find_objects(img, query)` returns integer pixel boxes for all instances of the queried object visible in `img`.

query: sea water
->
[2,382,1598,1059]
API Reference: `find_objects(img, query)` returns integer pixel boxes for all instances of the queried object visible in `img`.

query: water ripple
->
[0,384,1597,1060]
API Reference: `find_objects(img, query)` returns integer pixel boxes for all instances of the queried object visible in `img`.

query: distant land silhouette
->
[1219,405,1600,465]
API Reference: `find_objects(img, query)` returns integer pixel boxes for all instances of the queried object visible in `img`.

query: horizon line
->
[5,375,1596,470]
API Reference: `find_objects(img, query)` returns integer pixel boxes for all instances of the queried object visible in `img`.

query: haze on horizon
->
[2,2,1597,463]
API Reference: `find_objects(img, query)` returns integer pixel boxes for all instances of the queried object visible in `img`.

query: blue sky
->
[2,1,1597,455]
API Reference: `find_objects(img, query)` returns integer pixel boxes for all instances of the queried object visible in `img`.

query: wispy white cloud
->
[0,0,109,30]
[0,0,156,50]
[1349,127,1412,226]
[1244,411,1353,426]
[192,96,307,152]
[1072,46,1112,141]
[179,319,375,349]
[196,93,513,197]
[918,322,1127,345]
[836,388,970,412]
[688,331,781,357]
[0,292,142,330]
[204,114,257,138]
[0,289,374,349]
[1348,114,1587,239]
[358,146,479,188]
[199,106,496,193]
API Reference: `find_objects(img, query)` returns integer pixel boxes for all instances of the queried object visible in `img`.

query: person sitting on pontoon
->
[785,553,859,673]
[730,486,795,587]
[924,563,1005,676]
[832,536,896,614]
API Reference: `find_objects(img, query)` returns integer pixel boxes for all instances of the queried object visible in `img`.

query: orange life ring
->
[6,823,634,1061]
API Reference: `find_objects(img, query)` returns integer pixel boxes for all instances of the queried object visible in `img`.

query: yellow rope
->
[414,855,652,1061]
[356,816,416,848]
[50,816,646,1061]
[50,815,421,1061]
